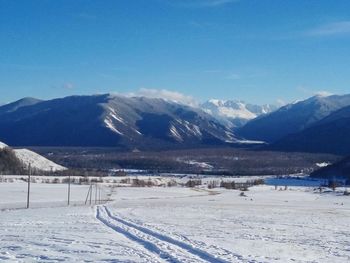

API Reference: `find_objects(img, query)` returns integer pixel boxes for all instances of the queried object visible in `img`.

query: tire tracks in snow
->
[96,205,230,263]
[96,206,177,263]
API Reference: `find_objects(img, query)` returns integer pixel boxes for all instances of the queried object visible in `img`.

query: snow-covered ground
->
[0,205,159,262]
[0,182,95,210]
[0,182,349,262]
[14,149,67,172]
[0,141,7,149]
[0,141,66,171]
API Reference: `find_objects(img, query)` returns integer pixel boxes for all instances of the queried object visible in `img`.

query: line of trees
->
[0,147,26,175]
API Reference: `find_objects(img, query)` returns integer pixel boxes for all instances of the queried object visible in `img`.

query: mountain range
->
[236,94,350,155]
[0,94,245,150]
[267,103,350,155]
[237,94,350,143]
[1,93,350,155]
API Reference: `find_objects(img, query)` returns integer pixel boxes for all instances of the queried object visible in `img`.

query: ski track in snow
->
[97,205,235,263]
[1,184,349,262]
[0,206,158,262]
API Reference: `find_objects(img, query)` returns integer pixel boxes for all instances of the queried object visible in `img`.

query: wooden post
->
[85,184,91,205]
[95,184,98,204]
[26,163,31,209]
[89,184,92,205]
[67,175,71,206]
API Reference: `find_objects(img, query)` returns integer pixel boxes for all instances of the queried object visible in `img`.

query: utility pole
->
[67,174,71,206]
[85,184,91,205]
[26,163,31,209]
[89,183,92,205]
[95,184,98,204]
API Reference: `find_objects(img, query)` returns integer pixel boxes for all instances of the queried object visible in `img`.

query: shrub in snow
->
[207,180,218,189]
[167,180,177,187]
[185,179,202,188]
[220,181,236,189]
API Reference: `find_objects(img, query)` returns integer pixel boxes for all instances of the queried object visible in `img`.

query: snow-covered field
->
[0,182,94,210]
[14,149,66,172]
[0,141,66,172]
[0,181,349,262]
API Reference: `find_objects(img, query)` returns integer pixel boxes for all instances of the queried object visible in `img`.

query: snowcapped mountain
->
[4,93,350,154]
[0,141,66,172]
[268,103,350,155]
[201,99,277,127]
[238,94,350,143]
[0,94,247,150]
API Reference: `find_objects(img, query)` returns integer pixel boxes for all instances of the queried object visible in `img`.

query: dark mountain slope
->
[0,94,236,149]
[311,156,350,181]
[0,95,120,147]
[0,97,42,115]
[237,94,350,143]
[268,104,350,155]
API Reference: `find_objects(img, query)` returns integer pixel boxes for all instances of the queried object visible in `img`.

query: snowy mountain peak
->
[201,99,278,128]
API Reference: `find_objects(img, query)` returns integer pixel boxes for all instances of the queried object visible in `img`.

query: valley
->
[2,1,350,262]
[31,146,340,176]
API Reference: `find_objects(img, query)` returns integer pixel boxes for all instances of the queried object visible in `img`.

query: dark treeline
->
[0,147,26,175]
[32,147,340,176]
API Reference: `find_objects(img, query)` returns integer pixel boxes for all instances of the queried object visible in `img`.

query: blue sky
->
[1,0,350,105]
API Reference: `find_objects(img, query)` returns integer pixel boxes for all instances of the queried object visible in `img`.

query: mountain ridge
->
[237,94,350,143]
[0,94,244,149]
[268,103,350,155]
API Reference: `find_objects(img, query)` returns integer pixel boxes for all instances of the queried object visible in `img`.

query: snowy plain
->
[0,141,66,172]
[0,178,349,263]
[0,182,92,210]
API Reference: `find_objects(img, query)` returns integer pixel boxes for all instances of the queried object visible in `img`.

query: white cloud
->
[297,86,333,97]
[306,21,350,37]
[315,90,333,97]
[63,83,74,89]
[122,88,199,107]
[126,88,198,106]
[276,99,287,106]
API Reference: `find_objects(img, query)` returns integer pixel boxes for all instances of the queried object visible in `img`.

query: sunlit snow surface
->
[0,183,349,262]
[0,141,66,171]
[14,149,67,172]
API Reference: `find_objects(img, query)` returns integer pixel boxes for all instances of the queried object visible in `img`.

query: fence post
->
[67,175,71,206]
[95,184,98,204]
[26,163,31,209]
[85,184,91,205]
[89,184,92,205]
